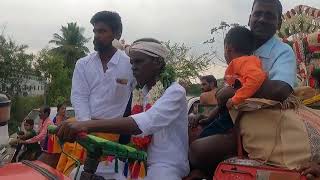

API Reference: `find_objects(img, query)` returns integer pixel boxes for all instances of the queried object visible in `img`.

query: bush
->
[9,96,44,135]
[186,84,201,96]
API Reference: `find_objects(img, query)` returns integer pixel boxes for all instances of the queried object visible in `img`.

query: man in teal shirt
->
[250,0,296,88]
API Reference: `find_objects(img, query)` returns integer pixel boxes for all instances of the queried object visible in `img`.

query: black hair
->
[42,105,51,117]
[200,75,217,88]
[90,11,123,38]
[252,0,283,20]
[224,26,255,55]
[57,103,65,111]
[24,119,34,126]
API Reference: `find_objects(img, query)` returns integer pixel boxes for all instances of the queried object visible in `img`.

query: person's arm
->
[25,120,52,144]
[71,61,91,121]
[131,86,186,135]
[253,79,293,102]
[57,117,141,142]
[231,59,266,105]
[22,131,35,140]
[268,46,296,88]
[197,106,220,125]
[57,86,186,142]
[298,162,320,180]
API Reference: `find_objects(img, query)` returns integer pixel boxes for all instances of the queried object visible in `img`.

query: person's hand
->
[56,121,88,143]
[9,139,18,146]
[226,98,234,109]
[18,140,26,144]
[199,118,212,125]
[297,162,320,180]
[188,114,206,128]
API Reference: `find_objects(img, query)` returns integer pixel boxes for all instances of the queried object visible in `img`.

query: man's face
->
[249,1,280,41]
[93,22,115,52]
[130,51,160,88]
[58,106,66,116]
[200,79,211,92]
[39,108,47,120]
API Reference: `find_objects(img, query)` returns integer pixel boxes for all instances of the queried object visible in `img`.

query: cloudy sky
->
[1,0,319,78]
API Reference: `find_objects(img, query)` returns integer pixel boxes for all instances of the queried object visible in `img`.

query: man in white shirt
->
[71,11,134,122]
[69,11,134,178]
[58,38,189,180]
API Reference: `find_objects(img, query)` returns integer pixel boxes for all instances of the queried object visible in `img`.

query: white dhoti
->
[145,164,182,180]
[70,161,183,180]
[70,160,127,180]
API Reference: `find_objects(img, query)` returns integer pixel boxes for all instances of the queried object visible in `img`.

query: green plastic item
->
[47,125,147,161]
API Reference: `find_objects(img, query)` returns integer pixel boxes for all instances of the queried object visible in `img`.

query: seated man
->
[57,38,189,180]
[187,0,297,178]
[199,75,218,105]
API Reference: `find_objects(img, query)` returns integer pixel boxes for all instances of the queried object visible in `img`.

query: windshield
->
[26,110,41,126]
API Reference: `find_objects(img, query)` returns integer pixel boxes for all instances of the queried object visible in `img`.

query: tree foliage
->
[34,22,90,106]
[164,41,212,85]
[0,34,34,97]
[49,22,90,77]
[34,49,71,106]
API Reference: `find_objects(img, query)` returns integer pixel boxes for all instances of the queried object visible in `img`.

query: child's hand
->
[226,98,234,109]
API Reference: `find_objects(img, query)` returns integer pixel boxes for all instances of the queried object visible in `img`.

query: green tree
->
[164,41,213,85]
[49,22,90,75]
[34,49,70,106]
[0,34,34,96]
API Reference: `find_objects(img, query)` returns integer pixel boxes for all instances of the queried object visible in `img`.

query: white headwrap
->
[125,41,170,61]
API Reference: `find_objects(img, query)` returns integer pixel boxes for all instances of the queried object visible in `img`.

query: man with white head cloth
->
[59,38,189,180]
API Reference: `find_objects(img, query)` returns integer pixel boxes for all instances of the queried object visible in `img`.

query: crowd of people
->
[6,0,320,179]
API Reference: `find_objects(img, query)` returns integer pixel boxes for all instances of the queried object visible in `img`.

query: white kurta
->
[70,82,189,180]
[132,82,190,179]
[71,50,134,121]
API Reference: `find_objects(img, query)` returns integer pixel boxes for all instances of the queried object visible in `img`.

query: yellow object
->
[50,135,62,153]
[138,161,146,178]
[56,142,86,175]
[303,94,320,105]
[55,117,121,175]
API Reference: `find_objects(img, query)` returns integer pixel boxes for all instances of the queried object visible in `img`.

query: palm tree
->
[49,22,90,71]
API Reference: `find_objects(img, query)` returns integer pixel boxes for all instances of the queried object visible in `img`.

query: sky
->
[1,0,319,78]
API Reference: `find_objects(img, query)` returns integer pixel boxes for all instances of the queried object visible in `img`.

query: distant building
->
[1,75,46,96]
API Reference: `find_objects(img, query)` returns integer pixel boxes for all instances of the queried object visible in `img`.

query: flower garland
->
[130,64,176,150]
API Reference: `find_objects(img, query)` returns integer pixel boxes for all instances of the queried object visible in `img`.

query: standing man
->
[199,75,218,105]
[65,11,134,177]
[71,11,134,123]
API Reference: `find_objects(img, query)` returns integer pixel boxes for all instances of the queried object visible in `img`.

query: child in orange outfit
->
[199,26,267,138]
[224,26,267,108]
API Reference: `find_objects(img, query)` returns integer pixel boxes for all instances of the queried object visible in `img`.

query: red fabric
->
[294,41,303,63]
[131,161,140,179]
[131,104,152,150]
[215,160,307,180]
[310,77,316,88]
